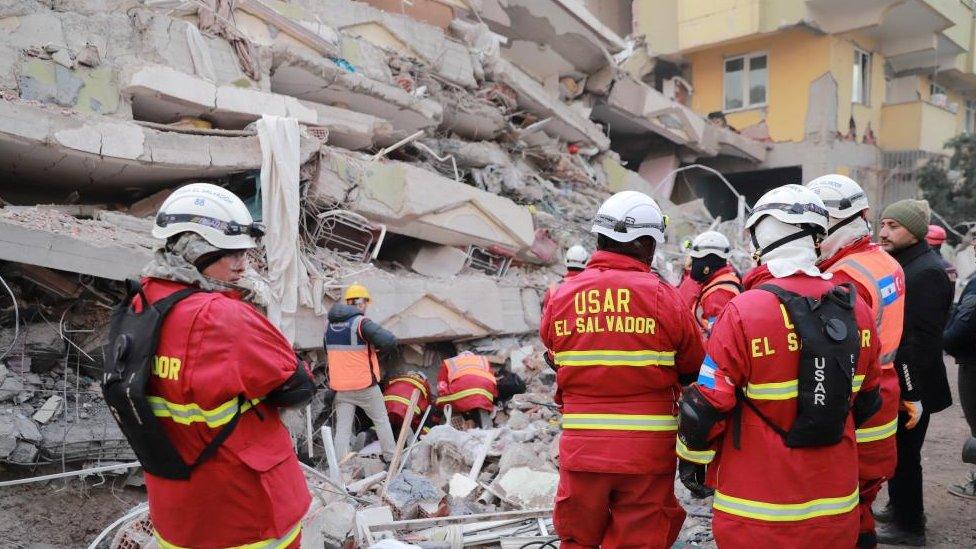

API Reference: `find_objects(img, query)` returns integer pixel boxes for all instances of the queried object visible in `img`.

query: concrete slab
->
[285,270,538,348]
[0,99,285,196]
[0,208,152,281]
[483,55,610,150]
[270,48,442,143]
[311,148,536,253]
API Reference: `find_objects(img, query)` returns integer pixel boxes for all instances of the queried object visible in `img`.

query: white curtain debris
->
[185,23,217,82]
[257,115,313,342]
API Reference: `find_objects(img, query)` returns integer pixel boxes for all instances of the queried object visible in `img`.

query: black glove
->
[678,458,713,499]
[543,350,557,371]
[265,359,315,408]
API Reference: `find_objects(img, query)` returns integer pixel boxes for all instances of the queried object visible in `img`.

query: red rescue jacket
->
[688,266,880,536]
[690,265,741,333]
[820,237,904,480]
[541,250,705,474]
[384,374,431,429]
[141,278,310,549]
[436,354,497,413]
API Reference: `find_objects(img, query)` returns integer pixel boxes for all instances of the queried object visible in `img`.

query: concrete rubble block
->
[320,500,357,543]
[312,148,536,252]
[448,472,481,500]
[32,395,63,424]
[383,471,446,520]
[482,56,610,151]
[497,442,553,475]
[355,505,395,544]
[491,466,559,509]
[0,413,17,459]
[8,441,40,464]
[0,373,25,403]
[408,245,469,278]
[14,414,42,444]
[270,47,442,142]
[0,99,291,194]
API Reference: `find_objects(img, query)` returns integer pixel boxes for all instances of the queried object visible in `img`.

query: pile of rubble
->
[0,0,763,546]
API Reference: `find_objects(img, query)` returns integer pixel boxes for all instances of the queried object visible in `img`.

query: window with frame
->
[724,53,767,111]
[930,82,947,98]
[852,48,871,104]
[966,99,975,134]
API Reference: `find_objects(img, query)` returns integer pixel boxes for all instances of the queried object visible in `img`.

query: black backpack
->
[736,283,861,448]
[102,280,246,480]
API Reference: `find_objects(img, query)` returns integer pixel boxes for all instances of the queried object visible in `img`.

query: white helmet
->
[689,231,731,259]
[152,183,264,249]
[805,174,869,221]
[591,191,667,243]
[564,245,589,270]
[745,184,829,259]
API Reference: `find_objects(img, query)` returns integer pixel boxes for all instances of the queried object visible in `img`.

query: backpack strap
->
[694,280,744,314]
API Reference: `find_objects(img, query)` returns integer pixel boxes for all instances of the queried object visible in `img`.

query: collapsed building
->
[0,1,766,546]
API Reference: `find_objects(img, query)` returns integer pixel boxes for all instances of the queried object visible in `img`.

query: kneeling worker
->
[383,371,431,434]
[326,284,399,462]
[677,184,882,549]
[678,230,741,336]
[542,190,705,548]
[435,351,498,426]
[107,183,315,548]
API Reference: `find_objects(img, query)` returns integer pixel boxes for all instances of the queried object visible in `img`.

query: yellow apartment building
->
[631,0,976,218]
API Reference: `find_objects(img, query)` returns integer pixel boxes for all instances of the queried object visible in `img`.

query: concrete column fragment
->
[311,148,536,253]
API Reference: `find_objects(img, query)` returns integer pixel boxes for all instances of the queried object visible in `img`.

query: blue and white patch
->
[697,355,718,389]
[879,275,899,306]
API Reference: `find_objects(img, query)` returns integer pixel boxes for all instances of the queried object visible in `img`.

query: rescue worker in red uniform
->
[808,174,906,549]
[143,183,314,549]
[435,352,498,420]
[541,190,705,548]
[676,184,882,549]
[677,230,741,336]
[383,371,431,433]
[543,245,589,313]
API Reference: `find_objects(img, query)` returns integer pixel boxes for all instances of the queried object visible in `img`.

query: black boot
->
[872,503,895,523]
[876,522,926,547]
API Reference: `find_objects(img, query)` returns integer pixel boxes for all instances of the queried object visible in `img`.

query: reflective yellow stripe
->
[745,376,865,400]
[384,395,423,415]
[390,376,428,399]
[562,413,678,432]
[676,438,715,464]
[554,349,676,367]
[147,395,260,428]
[856,417,898,443]
[745,380,798,400]
[436,387,494,405]
[714,488,859,522]
[155,522,301,549]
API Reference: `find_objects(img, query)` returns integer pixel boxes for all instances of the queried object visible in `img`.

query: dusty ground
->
[0,469,145,548]
[0,362,972,548]
[877,359,976,548]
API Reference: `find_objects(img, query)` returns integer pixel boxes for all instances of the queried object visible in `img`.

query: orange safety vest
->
[829,249,905,369]
[443,354,496,384]
[325,315,380,391]
[436,354,497,410]
[693,271,741,331]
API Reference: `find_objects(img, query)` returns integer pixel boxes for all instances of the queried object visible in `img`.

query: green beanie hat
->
[881,199,931,241]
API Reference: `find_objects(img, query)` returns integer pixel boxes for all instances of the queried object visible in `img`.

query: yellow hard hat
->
[343,283,371,302]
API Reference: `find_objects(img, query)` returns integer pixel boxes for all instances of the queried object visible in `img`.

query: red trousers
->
[554,469,685,548]
[713,509,858,549]
[857,478,884,548]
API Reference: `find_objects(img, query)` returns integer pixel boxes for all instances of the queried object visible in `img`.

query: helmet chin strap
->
[751,225,823,263]
[825,212,864,236]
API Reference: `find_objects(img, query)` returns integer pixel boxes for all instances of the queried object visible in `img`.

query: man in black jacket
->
[943,238,976,500]
[874,200,954,546]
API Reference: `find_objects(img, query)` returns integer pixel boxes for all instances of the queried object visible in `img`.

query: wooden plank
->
[379,388,420,499]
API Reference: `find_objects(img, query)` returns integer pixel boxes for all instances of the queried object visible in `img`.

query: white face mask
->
[818,216,870,262]
[753,217,832,279]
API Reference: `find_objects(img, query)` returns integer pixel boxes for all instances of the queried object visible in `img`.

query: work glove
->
[678,458,713,499]
[900,400,924,429]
